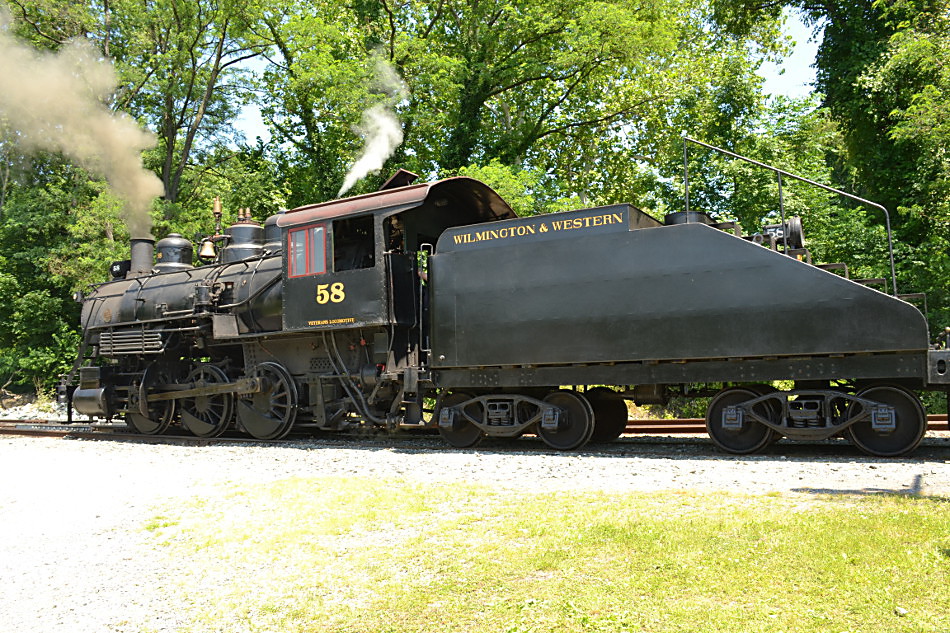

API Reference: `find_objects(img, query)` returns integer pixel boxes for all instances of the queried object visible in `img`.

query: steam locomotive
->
[61,171,950,456]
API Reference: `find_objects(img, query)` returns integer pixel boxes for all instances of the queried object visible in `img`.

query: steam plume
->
[338,53,409,197]
[0,11,163,237]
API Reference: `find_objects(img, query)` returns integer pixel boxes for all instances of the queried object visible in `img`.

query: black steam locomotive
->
[61,172,950,456]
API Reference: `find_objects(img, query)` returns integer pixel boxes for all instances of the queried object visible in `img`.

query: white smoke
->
[338,53,409,197]
[0,10,164,238]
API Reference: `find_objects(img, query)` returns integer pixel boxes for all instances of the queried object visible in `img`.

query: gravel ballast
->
[1,432,948,632]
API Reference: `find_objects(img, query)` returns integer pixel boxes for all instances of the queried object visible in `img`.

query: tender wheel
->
[747,384,782,445]
[586,387,628,442]
[181,365,234,438]
[237,362,297,440]
[845,385,926,457]
[706,386,774,455]
[126,363,176,435]
[538,390,595,451]
[436,391,483,448]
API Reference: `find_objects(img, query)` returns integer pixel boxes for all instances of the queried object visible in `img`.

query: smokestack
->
[129,238,155,277]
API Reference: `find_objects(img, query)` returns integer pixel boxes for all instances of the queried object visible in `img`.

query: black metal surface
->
[222,222,265,263]
[430,211,928,376]
[431,352,929,391]
[282,265,390,331]
[129,238,154,276]
[82,255,283,338]
[154,233,194,272]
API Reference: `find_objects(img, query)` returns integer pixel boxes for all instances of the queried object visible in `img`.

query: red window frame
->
[287,224,327,278]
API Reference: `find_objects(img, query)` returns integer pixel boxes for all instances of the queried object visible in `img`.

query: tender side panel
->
[430,221,929,369]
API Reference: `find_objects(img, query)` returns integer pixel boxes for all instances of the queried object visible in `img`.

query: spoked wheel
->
[586,387,628,442]
[237,362,297,440]
[706,386,774,455]
[845,385,927,457]
[181,365,235,438]
[538,390,595,451]
[126,362,177,435]
[436,391,483,448]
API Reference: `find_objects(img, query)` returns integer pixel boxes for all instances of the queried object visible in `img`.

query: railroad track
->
[627,415,950,434]
[1,415,947,443]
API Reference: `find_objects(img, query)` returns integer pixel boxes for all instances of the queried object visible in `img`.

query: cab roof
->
[277,177,516,229]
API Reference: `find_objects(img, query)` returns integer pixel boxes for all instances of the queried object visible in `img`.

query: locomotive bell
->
[197,238,217,259]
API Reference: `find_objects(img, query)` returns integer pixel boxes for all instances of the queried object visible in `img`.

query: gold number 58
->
[316,282,346,304]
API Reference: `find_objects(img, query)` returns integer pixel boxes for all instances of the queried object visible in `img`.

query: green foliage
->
[256,0,373,205]
[253,0,787,208]
[0,158,165,392]
[47,185,130,288]
[0,155,96,391]
[707,1,950,329]
[856,0,950,327]
[4,290,80,393]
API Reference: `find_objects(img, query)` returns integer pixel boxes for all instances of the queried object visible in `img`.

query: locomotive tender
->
[63,174,950,456]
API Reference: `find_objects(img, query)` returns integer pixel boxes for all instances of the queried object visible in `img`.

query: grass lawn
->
[144,477,950,632]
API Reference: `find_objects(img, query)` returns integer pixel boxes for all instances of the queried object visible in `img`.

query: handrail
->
[682,135,898,295]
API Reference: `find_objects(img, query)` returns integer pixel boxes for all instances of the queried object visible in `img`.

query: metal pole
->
[777,172,788,253]
[683,138,690,221]
[683,136,898,296]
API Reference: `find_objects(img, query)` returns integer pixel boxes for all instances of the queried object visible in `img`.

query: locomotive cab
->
[277,177,515,335]
[270,178,515,427]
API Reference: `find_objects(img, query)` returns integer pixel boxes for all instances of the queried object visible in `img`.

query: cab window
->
[333,216,375,271]
[288,225,327,277]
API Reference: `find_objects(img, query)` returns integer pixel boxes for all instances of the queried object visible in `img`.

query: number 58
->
[316,282,345,304]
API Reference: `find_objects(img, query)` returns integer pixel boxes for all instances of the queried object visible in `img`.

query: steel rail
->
[2,415,946,440]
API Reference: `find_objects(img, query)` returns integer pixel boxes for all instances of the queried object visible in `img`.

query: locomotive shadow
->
[273,433,950,499]
[791,474,950,500]
[279,430,950,464]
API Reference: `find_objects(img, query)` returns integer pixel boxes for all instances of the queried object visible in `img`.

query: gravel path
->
[1,433,948,632]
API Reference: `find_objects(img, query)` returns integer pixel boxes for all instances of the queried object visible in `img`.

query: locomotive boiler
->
[62,173,950,456]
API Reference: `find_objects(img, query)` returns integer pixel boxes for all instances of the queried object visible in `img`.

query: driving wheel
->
[126,362,177,435]
[237,362,297,440]
[181,364,235,438]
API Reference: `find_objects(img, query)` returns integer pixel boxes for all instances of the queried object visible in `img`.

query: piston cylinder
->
[72,387,112,417]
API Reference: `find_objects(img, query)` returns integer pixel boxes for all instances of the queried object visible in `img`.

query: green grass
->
[145,479,950,632]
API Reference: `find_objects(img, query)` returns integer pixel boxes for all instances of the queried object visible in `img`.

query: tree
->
[105,0,269,206]
[695,0,950,329]
[857,0,950,326]
[256,0,372,205]
[0,156,89,393]
[255,0,786,206]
